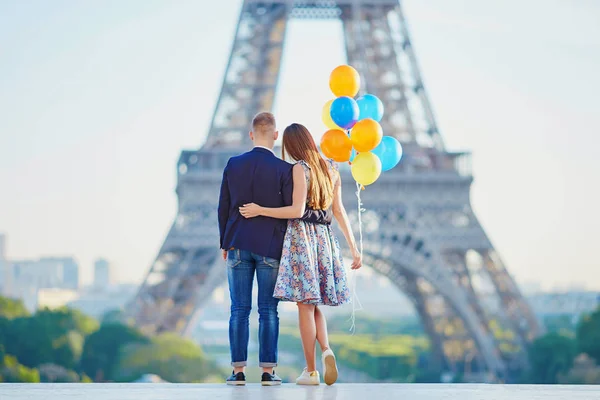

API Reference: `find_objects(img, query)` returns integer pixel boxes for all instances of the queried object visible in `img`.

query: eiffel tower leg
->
[479,248,542,375]
[204,1,290,149]
[403,273,446,371]
[366,247,505,377]
[441,217,541,374]
[127,237,223,335]
[483,249,541,340]
[341,3,444,149]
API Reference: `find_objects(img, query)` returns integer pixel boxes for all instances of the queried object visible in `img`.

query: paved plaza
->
[2,384,600,400]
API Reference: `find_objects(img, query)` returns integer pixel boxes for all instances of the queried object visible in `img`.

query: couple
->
[218,112,362,386]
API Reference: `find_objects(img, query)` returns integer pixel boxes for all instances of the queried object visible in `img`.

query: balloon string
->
[349,181,365,334]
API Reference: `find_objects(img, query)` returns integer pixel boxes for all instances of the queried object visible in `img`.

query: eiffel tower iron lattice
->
[127,0,540,380]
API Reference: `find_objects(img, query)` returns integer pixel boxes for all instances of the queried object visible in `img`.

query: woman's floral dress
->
[273,159,350,306]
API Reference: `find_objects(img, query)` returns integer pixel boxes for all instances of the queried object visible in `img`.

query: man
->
[218,112,331,386]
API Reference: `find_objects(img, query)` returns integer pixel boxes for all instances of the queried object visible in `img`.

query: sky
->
[1,0,599,290]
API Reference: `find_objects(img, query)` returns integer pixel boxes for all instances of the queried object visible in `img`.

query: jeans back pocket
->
[263,256,279,269]
[227,249,242,268]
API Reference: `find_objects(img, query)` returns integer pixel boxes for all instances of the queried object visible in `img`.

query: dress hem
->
[274,296,350,307]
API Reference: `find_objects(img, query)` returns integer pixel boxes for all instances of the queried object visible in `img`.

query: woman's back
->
[297,158,339,212]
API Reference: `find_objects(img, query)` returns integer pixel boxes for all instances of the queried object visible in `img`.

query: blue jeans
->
[227,249,280,368]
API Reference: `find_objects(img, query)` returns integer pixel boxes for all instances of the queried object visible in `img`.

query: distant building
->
[12,259,63,288]
[11,257,78,289]
[94,258,112,289]
[6,255,80,311]
[0,233,5,260]
[38,257,80,290]
[61,258,79,290]
[527,291,600,317]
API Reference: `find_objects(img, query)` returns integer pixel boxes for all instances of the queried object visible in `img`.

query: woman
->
[239,123,362,386]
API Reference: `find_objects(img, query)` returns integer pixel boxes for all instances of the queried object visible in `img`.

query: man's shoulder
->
[229,150,292,170]
[226,151,253,168]
[272,155,293,170]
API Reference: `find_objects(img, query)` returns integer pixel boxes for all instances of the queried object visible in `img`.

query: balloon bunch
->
[320,65,403,186]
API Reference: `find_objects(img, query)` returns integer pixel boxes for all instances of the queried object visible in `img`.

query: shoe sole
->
[323,354,338,386]
[296,381,320,386]
[261,381,282,386]
[226,381,246,386]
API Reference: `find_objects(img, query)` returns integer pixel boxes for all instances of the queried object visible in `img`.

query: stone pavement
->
[1,383,600,400]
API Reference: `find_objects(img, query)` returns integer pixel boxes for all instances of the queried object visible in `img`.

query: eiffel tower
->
[128,0,540,380]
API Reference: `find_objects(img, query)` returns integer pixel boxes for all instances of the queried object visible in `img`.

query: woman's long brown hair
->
[282,123,334,210]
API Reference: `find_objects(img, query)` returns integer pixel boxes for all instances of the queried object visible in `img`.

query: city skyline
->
[1,0,599,289]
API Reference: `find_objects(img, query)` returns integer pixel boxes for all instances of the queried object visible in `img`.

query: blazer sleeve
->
[281,163,294,206]
[218,160,231,249]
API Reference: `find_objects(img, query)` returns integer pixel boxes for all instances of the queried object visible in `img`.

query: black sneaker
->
[261,371,282,386]
[226,371,246,386]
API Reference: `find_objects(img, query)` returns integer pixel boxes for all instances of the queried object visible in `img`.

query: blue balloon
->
[371,136,402,171]
[330,96,359,130]
[357,94,384,122]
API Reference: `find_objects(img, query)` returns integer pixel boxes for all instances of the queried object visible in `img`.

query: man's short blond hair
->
[252,112,276,135]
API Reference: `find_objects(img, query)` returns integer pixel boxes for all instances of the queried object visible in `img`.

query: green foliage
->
[52,331,85,370]
[0,296,29,319]
[414,368,442,383]
[527,333,577,384]
[327,315,425,337]
[0,318,8,348]
[36,307,99,336]
[1,307,97,369]
[330,333,427,380]
[279,326,429,382]
[101,309,129,325]
[80,323,149,382]
[2,316,54,367]
[0,296,218,384]
[544,314,577,337]
[577,308,600,364]
[301,315,432,381]
[0,355,40,383]
[112,333,219,383]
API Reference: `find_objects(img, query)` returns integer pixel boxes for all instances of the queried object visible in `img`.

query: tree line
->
[0,296,221,383]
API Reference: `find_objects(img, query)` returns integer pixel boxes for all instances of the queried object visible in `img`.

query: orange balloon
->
[320,129,352,162]
[329,65,360,97]
[350,118,383,152]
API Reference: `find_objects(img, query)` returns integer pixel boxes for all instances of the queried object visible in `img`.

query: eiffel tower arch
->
[127,0,540,380]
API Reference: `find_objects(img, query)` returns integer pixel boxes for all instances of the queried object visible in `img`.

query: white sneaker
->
[322,348,338,385]
[296,368,320,385]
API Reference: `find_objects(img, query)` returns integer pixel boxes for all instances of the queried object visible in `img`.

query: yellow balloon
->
[351,152,382,186]
[321,100,341,130]
[329,65,361,97]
